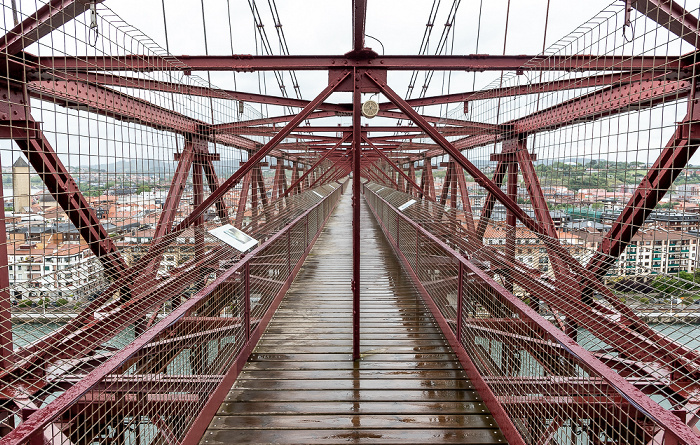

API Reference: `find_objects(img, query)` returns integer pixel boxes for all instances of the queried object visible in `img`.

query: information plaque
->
[398,199,417,211]
[208,224,258,252]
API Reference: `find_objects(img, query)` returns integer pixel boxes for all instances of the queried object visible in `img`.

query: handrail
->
[3,180,348,445]
[364,182,700,445]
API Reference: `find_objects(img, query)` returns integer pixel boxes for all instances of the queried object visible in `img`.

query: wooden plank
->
[217,400,490,416]
[224,389,483,403]
[208,414,498,429]
[202,428,506,444]
[200,182,503,444]
[232,378,475,390]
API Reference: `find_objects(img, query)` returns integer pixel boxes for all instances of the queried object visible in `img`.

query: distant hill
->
[92,159,239,178]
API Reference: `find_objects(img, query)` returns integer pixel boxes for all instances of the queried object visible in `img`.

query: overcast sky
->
[100,0,617,108]
[4,0,699,171]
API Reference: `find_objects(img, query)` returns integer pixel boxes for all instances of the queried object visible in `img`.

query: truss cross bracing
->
[1,1,700,444]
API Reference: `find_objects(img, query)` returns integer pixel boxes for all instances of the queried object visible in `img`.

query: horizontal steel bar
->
[38,54,685,72]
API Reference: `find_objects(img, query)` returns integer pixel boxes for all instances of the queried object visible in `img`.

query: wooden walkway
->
[200,186,505,444]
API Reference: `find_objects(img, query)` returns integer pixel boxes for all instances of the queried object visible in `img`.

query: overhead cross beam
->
[40,54,685,73]
[74,72,352,112]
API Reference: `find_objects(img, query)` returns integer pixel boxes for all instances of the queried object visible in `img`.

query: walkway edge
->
[363,189,527,445]
[181,183,348,445]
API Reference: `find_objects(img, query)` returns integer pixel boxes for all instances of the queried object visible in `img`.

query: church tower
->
[12,157,31,212]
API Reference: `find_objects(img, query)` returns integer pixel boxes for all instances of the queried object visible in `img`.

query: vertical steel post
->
[193,159,205,283]
[457,262,463,343]
[505,162,518,293]
[396,213,400,247]
[287,230,292,275]
[352,68,361,361]
[504,161,518,375]
[244,262,250,342]
[408,162,417,196]
[415,227,420,277]
[449,162,458,209]
[235,172,252,227]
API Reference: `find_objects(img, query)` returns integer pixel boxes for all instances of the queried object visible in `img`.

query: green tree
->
[136,185,153,194]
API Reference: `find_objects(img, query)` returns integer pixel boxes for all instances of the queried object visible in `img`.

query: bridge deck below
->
[200,187,505,444]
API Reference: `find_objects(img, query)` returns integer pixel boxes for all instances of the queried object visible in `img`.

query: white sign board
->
[398,199,417,211]
[208,224,258,252]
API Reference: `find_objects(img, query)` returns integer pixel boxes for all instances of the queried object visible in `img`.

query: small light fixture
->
[361,100,379,119]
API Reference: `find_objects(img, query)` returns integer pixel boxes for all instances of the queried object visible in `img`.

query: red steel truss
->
[0,0,700,444]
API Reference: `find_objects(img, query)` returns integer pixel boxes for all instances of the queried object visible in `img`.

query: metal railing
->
[3,180,347,445]
[364,181,699,445]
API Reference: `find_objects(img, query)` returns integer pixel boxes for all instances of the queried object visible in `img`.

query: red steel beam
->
[72,72,352,112]
[514,79,692,134]
[141,138,197,284]
[281,135,349,198]
[235,172,252,227]
[27,79,258,151]
[352,0,367,52]
[379,72,658,110]
[408,162,417,196]
[475,160,507,241]
[631,0,700,48]
[505,161,518,293]
[85,73,653,125]
[222,109,502,134]
[453,163,475,233]
[270,162,285,200]
[513,137,570,281]
[42,54,683,73]
[419,160,436,201]
[201,158,230,224]
[253,165,272,223]
[213,110,339,132]
[228,125,427,134]
[352,68,361,361]
[9,119,127,280]
[173,70,350,233]
[363,136,430,200]
[439,161,453,206]
[420,78,692,157]
[0,0,99,55]
[0,155,11,370]
[153,141,195,239]
[376,110,505,133]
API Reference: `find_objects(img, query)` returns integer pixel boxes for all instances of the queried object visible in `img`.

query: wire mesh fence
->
[0,2,349,443]
[1,0,700,443]
[365,181,700,445]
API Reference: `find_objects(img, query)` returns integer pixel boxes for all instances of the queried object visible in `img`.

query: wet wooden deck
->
[200,186,505,444]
